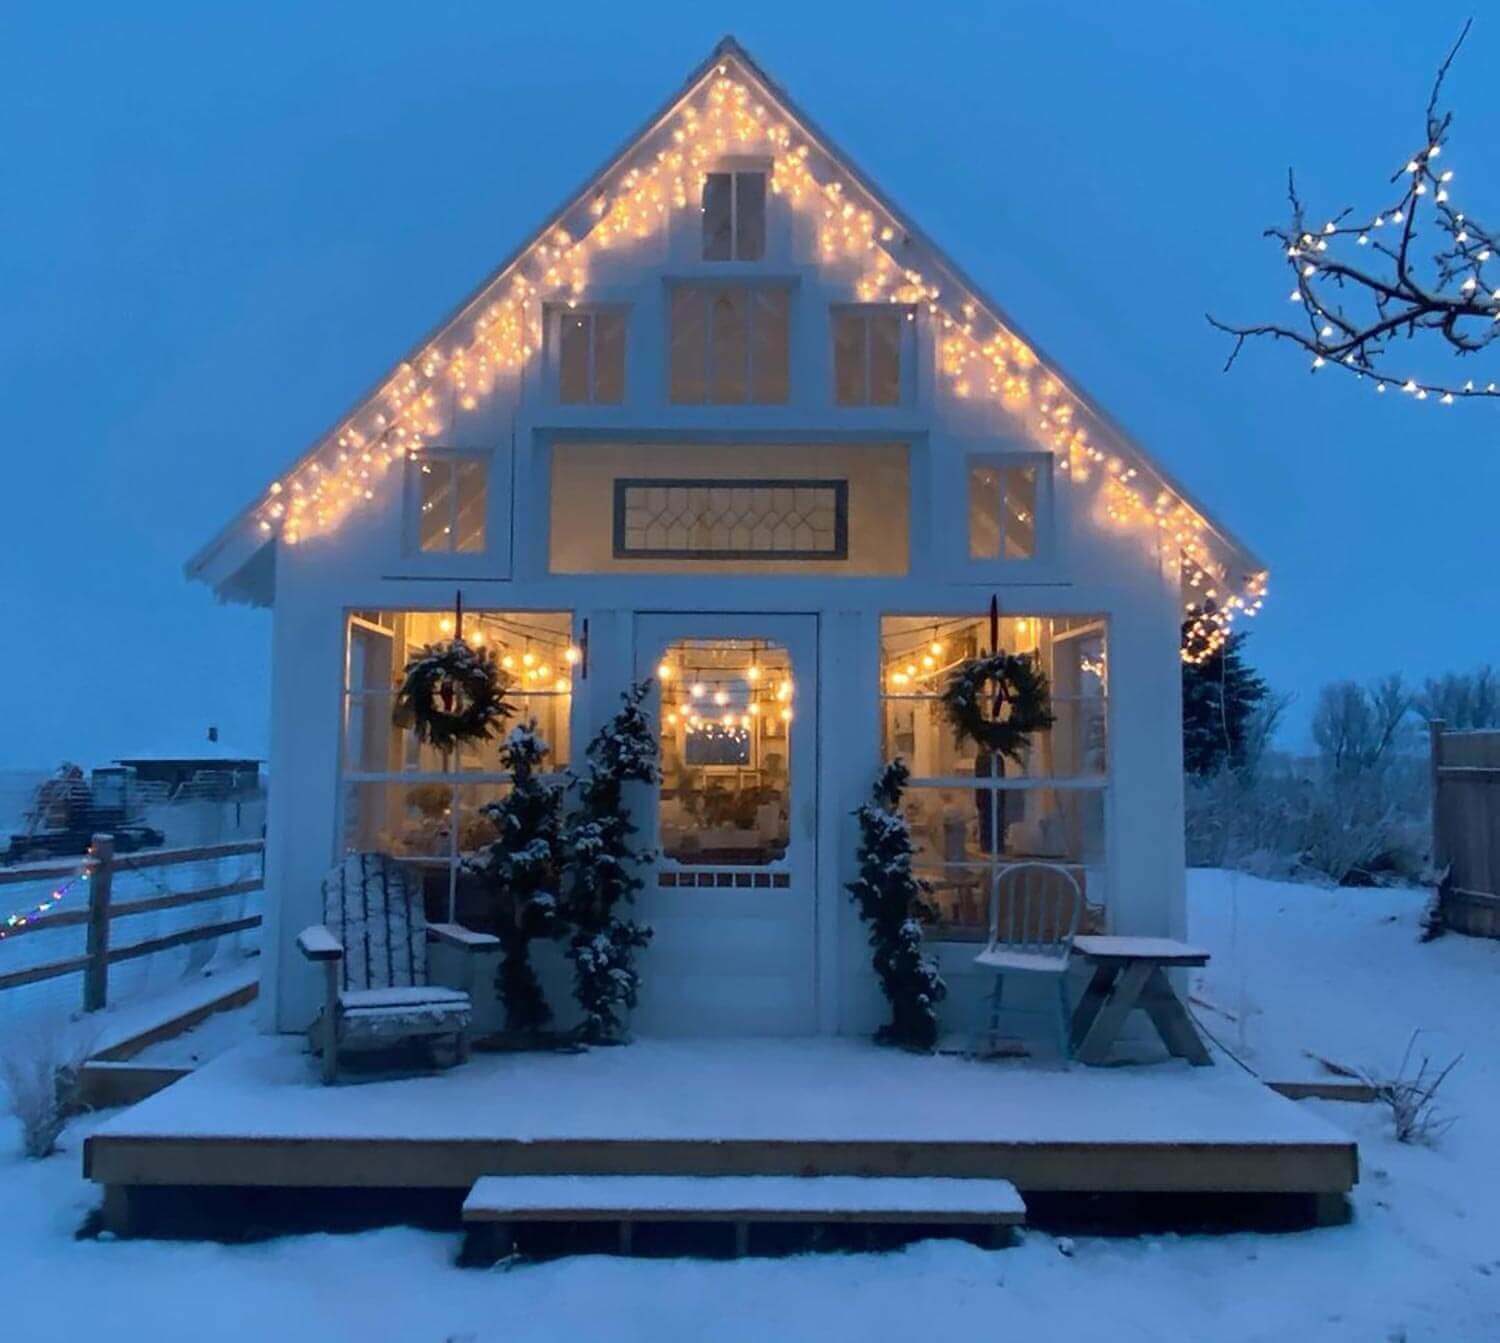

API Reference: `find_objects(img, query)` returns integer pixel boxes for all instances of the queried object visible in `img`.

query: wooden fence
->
[1429,721,1500,938]
[0,836,263,1010]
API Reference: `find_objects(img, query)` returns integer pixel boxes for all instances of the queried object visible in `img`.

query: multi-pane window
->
[881,614,1108,940]
[341,610,575,921]
[833,307,903,405]
[558,309,625,404]
[412,454,486,554]
[669,285,790,404]
[702,170,767,261]
[968,457,1042,560]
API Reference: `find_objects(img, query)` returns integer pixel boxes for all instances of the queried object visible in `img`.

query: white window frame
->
[548,304,628,405]
[666,280,794,405]
[701,163,770,262]
[338,609,577,921]
[965,450,1052,565]
[879,613,1109,942]
[405,449,489,557]
[830,304,912,407]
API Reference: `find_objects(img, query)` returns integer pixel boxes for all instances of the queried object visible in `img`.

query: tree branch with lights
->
[1209,21,1498,403]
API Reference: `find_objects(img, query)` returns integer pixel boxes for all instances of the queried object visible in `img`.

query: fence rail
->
[0,834,264,1007]
[1430,720,1500,938]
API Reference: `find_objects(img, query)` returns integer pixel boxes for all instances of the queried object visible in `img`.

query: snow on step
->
[462,1175,1026,1223]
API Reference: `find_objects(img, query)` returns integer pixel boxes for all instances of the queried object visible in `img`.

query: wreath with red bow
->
[940,652,1055,764]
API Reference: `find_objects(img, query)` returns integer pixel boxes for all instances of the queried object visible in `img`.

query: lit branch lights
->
[251,57,1262,662]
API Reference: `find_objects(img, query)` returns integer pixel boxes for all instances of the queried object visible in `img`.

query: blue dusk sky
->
[2,1,1496,767]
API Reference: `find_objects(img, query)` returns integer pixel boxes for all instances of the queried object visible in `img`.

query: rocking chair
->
[297,852,498,1084]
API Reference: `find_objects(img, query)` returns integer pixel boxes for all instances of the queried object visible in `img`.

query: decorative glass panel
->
[657,639,793,865]
[614,479,848,560]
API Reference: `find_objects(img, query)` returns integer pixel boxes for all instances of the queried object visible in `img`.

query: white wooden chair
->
[297,852,498,1084]
[971,862,1083,1060]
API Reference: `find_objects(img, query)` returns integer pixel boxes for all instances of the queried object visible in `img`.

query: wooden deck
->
[85,1035,1358,1224]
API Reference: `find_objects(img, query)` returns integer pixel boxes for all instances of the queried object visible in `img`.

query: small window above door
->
[702,170,767,261]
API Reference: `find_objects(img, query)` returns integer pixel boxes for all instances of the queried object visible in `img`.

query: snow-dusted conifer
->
[467,722,565,1033]
[846,759,947,1050]
[563,682,657,1043]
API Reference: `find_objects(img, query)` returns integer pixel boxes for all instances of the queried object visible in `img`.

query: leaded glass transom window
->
[612,479,848,560]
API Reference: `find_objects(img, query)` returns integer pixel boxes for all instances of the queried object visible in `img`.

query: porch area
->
[85,1034,1358,1236]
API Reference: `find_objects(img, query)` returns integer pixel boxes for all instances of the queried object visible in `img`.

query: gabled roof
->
[187,35,1266,652]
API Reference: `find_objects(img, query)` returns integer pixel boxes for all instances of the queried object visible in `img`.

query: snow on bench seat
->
[462,1174,1027,1224]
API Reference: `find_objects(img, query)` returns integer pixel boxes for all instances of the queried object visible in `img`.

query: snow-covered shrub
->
[466,723,567,1033]
[2,1021,91,1158]
[563,682,657,1044]
[846,760,946,1051]
[1185,756,1428,886]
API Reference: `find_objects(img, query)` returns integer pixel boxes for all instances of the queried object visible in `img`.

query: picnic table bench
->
[1068,936,1213,1067]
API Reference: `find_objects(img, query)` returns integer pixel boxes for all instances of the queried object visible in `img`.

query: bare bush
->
[1311,675,1413,774]
[1363,1032,1461,1145]
[1415,667,1500,729]
[1,1022,92,1158]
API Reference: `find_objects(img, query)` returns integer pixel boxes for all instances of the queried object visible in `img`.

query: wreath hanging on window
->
[394,639,511,753]
[940,652,1056,764]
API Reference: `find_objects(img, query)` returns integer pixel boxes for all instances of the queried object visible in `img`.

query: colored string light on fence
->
[0,869,88,941]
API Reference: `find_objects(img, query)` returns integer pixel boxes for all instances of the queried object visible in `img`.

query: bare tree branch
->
[1209,19,1499,402]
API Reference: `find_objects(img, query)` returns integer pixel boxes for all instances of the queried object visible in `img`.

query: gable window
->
[411,453,486,554]
[670,285,790,404]
[702,170,766,261]
[833,307,903,405]
[558,308,625,404]
[968,455,1044,560]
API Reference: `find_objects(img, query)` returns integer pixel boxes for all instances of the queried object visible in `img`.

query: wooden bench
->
[1069,936,1213,1066]
[462,1174,1027,1261]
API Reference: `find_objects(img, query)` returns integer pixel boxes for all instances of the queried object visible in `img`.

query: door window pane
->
[657,639,793,865]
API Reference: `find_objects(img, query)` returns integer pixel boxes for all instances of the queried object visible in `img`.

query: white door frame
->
[633,611,820,1036]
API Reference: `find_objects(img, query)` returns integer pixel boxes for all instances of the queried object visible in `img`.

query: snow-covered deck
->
[85,1035,1357,1206]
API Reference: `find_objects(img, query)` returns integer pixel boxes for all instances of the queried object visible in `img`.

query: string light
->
[1,865,89,941]
[242,59,1264,660]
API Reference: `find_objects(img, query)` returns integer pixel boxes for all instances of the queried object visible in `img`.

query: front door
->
[632,613,818,1035]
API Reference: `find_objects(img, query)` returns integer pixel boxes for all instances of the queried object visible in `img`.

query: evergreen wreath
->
[940,652,1055,764]
[394,639,511,753]
[846,760,947,1051]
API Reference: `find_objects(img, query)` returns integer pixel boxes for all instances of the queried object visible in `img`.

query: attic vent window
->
[702,170,766,261]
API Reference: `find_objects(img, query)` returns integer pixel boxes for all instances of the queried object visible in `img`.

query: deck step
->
[462,1174,1025,1260]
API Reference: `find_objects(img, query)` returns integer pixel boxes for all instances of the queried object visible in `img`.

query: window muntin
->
[341,610,575,920]
[558,309,625,404]
[670,285,790,404]
[881,614,1107,939]
[657,639,793,866]
[833,308,903,405]
[968,458,1041,560]
[702,170,767,261]
[413,454,486,554]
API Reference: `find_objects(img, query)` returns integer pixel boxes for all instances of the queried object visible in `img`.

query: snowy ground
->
[4,871,1498,1342]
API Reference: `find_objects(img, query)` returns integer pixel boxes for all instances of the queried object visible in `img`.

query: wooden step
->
[462,1173,1026,1260]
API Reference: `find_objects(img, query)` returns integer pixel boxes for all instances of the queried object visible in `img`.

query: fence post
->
[84,834,115,1013]
[1428,719,1446,877]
